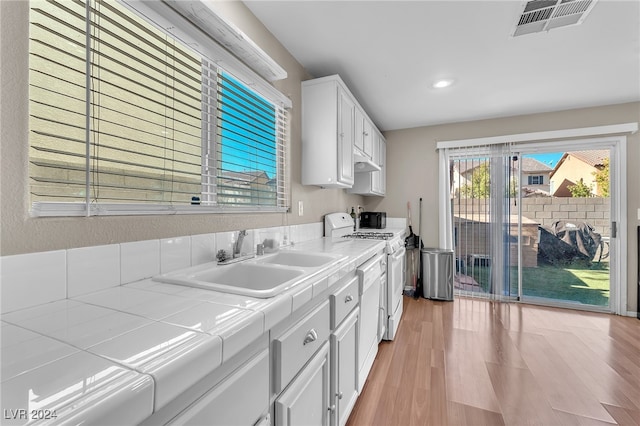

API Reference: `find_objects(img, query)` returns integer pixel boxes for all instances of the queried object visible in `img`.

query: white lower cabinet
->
[330,309,359,426]
[274,342,331,426]
[167,348,269,426]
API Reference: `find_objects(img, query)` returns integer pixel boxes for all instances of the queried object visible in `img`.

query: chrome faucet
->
[233,230,247,258]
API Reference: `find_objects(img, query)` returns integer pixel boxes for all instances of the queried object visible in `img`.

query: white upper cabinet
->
[302,75,384,189]
[302,76,355,188]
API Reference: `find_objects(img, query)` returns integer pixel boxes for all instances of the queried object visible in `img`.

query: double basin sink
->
[154,251,345,298]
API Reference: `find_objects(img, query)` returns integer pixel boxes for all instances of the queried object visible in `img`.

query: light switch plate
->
[637,208,640,220]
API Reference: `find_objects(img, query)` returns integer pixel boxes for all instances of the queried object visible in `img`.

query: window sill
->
[30,202,288,217]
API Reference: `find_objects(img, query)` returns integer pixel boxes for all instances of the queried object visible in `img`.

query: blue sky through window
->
[219,72,277,178]
[524,152,564,169]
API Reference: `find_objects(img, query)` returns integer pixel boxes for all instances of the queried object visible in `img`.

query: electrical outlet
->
[298,201,304,216]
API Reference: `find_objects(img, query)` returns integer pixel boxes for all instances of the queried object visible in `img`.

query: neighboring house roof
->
[454,156,552,176]
[550,150,608,178]
[518,157,553,173]
[220,170,271,187]
[566,150,608,167]
[221,170,269,181]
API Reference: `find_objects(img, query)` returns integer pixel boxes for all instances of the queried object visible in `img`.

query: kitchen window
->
[28,0,289,217]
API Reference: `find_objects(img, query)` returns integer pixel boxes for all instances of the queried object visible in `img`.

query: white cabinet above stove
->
[302,75,384,190]
[301,76,355,188]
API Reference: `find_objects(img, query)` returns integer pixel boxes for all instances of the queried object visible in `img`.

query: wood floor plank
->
[506,330,616,422]
[485,361,561,425]
[444,328,502,413]
[603,403,640,426]
[347,296,640,426]
[552,409,618,426]
[542,329,640,411]
[446,401,506,426]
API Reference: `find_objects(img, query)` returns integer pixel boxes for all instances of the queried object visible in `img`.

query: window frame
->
[29,0,291,217]
[527,175,544,185]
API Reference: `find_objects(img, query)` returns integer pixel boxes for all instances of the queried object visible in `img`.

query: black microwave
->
[360,212,386,229]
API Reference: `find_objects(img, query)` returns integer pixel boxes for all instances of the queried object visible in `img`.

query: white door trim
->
[436,122,638,149]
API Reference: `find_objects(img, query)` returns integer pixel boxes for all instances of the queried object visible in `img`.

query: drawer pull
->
[303,329,318,345]
[337,392,343,400]
[328,405,336,413]
[344,294,353,303]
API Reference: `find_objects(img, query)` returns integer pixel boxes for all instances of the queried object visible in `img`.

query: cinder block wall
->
[453,197,610,237]
[520,197,610,237]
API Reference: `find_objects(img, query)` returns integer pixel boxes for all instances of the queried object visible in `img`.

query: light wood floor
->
[346,296,640,426]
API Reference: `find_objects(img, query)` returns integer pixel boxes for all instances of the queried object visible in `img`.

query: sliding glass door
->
[440,135,625,314]
[517,148,612,309]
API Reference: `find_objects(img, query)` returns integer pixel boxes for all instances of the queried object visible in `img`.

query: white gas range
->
[324,213,406,342]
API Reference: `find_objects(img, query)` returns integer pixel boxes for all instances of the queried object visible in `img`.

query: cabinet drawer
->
[330,275,359,329]
[274,300,330,393]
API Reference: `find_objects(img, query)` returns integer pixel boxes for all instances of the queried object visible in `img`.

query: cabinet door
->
[371,134,383,194]
[379,138,386,195]
[168,349,269,426]
[362,119,374,160]
[330,309,359,426]
[275,342,331,426]
[354,108,364,153]
[337,88,355,186]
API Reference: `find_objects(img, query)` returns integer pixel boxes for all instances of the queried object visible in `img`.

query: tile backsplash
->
[0,222,324,313]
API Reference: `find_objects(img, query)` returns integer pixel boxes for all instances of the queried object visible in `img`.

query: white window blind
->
[29,0,289,216]
[440,144,517,301]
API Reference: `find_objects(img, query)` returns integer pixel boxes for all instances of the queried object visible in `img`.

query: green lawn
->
[469,263,610,306]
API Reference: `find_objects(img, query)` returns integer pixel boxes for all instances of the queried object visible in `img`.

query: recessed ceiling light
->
[432,79,454,89]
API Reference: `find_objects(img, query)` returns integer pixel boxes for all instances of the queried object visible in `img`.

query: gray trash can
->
[421,248,454,301]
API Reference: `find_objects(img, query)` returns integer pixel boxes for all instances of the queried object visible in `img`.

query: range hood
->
[354,151,381,173]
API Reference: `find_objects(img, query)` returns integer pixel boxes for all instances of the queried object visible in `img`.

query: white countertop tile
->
[74,286,201,320]
[1,351,154,425]
[1,323,79,382]
[159,300,264,361]
[131,277,296,332]
[160,300,254,334]
[86,321,222,411]
[3,301,152,350]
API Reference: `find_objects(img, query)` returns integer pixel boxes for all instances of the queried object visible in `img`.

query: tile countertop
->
[0,234,397,425]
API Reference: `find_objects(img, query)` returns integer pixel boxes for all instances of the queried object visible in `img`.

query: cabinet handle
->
[337,392,343,400]
[328,405,336,413]
[303,329,318,345]
[344,294,353,303]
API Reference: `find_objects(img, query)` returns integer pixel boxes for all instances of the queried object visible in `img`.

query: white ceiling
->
[243,0,640,131]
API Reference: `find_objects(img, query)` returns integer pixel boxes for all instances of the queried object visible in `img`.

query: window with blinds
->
[28,0,288,216]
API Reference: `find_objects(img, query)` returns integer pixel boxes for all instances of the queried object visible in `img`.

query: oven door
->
[385,245,406,340]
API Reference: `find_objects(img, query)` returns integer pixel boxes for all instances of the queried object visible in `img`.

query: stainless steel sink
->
[154,262,305,298]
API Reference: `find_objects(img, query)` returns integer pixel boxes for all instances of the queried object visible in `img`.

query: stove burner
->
[345,232,395,240]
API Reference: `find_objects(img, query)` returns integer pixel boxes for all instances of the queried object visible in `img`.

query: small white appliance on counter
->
[324,213,406,342]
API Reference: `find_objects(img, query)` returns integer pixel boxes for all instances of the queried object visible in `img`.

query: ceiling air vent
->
[512,0,598,37]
